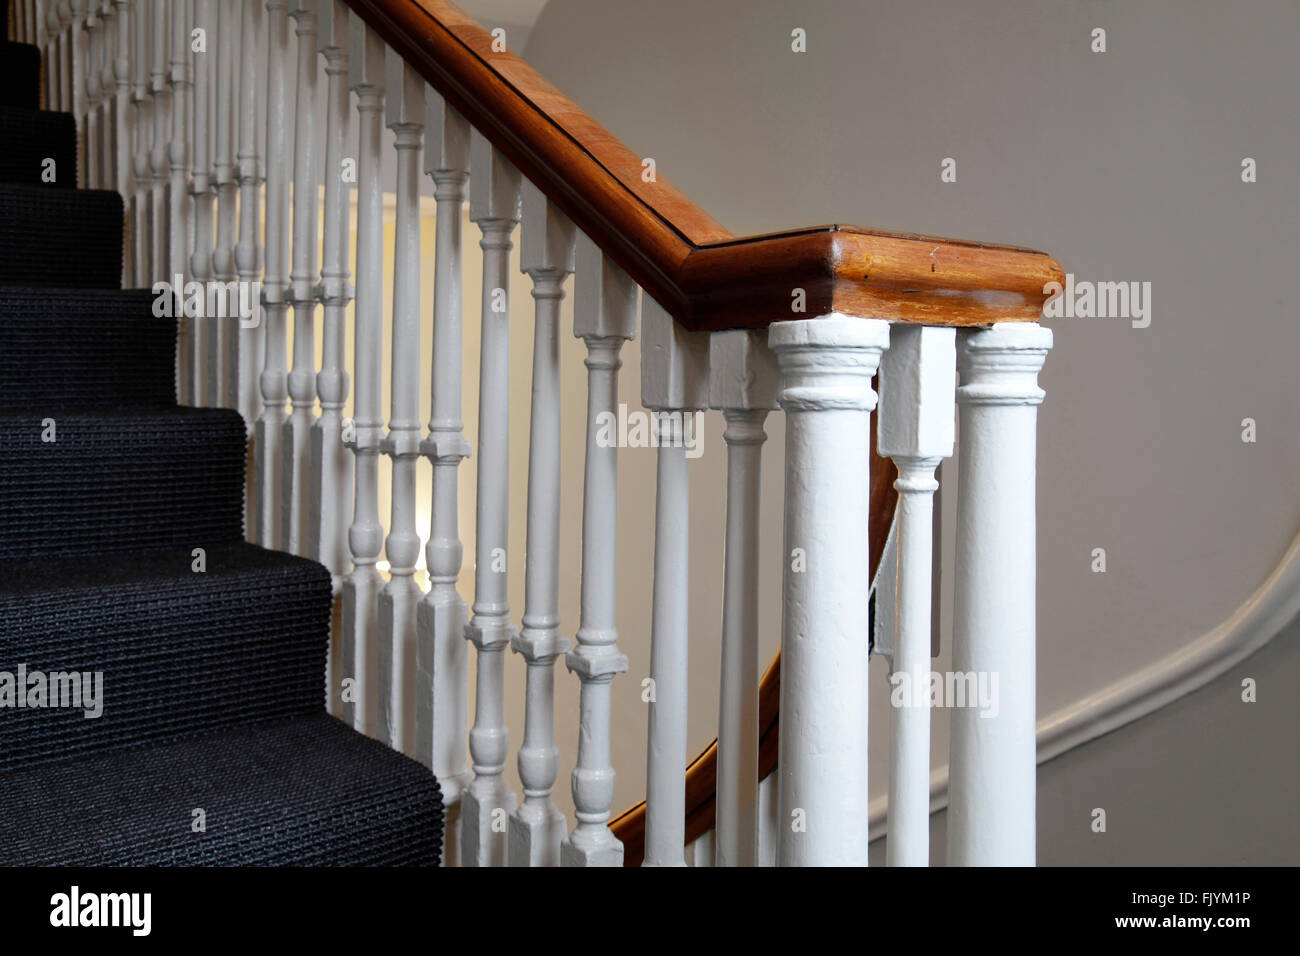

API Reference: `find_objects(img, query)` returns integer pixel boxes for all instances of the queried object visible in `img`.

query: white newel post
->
[377,50,424,756]
[947,322,1051,867]
[877,325,956,867]
[460,130,521,868]
[312,0,353,717]
[709,328,780,867]
[282,0,319,556]
[340,16,385,737]
[640,297,709,868]
[509,180,575,867]
[770,314,889,867]
[561,235,637,868]
[416,93,471,853]
[255,0,291,548]
[234,0,265,435]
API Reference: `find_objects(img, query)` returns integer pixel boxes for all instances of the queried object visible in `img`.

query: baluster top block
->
[385,48,425,127]
[424,92,470,176]
[878,325,956,461]
[348,16,386,91]
[317,0,349,52]
[574,231,637,343]
[708,328,780,412]
[469,128,522,224]
[642,296,708,411]
[521,179,576,277]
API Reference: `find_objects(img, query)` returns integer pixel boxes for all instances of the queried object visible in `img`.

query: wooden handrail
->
[341,0,1060,865]
[342,0,1063,331]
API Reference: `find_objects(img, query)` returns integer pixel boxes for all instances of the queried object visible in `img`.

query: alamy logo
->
[595,405,704,459]
[0,665,103,718]
[1043,272,1151,328]
[889,669,1000,718]
[152,275,261,327]
[50,886,151,936]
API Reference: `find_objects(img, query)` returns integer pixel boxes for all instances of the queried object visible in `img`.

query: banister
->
[341,0,1063,330]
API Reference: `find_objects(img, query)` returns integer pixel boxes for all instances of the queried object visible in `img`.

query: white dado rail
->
[18,0,1061,866]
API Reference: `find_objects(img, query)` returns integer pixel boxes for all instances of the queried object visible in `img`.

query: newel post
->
[947,322,1052,867]
[770,314,889,867]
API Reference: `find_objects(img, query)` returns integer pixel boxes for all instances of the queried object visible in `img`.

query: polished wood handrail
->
[342,0,1063,331]
[341,0,1058,866]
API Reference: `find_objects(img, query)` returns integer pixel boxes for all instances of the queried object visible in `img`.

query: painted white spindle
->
[168,0,192,400]
[947,322,1051,867]
[877,325,955,867]
[189,0,214,407]
[98,1,116,192]
[377,50,424,756]
[128,0,150,285]
[147,0,169,286]
[770,315,889,867]
[460,130,521,868]
[340,15,385,737]
[44,3,60,113]
[209,0,239,409]
[281,0,319,555]
[255,0,291,548]
[709,327,780,867]
[561,235,637,868]
[234,0,265,434]
[312,0,353,718]
[68,1,84,182]
[112,0,134,283]
[509,179,575,868]
[640,297,709,868]
[416,93,472,852]
[82,2,100,187]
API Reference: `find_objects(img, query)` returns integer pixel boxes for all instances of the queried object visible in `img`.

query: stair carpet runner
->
[0,6,444,865]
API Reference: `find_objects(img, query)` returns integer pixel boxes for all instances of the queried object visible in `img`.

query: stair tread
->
[0,542,333,771]
[0,183,124,290]
[0,713,444,866]
[0,42,41,110]
[0,104,76,187]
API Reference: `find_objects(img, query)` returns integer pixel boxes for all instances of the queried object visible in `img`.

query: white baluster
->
[82,2,100,187]
[377,50,424,755]
[877,325,955,867]
[508,179,576,868]
[254,0,291,548]
[947,322,1052,867]
[640,297,709,868]
[234,0,265,434]
[708,328,780,867]
[312,0,352,718]
[416,91,471,851]
[209,0,240,408]
[147,0,169,287]
[98,1,116,189]
[340,15,384,737]
[770,315,889,867]
[67,1,84,182]
[460,130,521,868]
[128,0,150,286]
[561,235,637,868]
[169,0,192,401]
[44,3,59,112]
[189,0,214,406]
[112,0,134,284]
[281,0,319,554]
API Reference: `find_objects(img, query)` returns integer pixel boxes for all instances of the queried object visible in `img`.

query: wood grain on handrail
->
[342,0,1064,330]
[341,0,1056,866]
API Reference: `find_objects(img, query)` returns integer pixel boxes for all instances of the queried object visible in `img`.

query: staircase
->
[4,0,1063,868]
[0,0,444,866]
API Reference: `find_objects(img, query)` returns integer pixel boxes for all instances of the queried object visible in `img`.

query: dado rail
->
[13,0,1062,866]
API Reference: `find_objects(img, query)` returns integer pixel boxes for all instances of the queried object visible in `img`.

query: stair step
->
[0,184,123,289]
[0,713,444,865]
[0,405,247,559]
[0,42,41,110]
[0,288,173,405]
[0,543,332,770]
[0,105,76,186]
